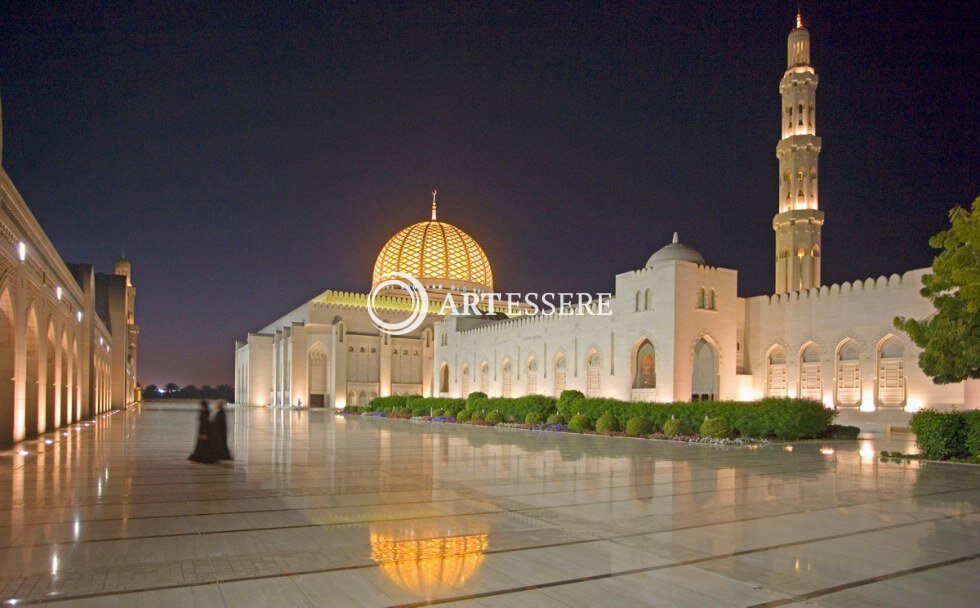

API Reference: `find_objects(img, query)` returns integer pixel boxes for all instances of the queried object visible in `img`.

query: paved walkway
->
[1,404,977,607]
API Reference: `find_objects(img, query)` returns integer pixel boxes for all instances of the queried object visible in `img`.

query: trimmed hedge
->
[369,395,835,441]
[595,413,620,434]
[525,412,542,425]
[485,395,556,421]
[568,413,591,432]
[663,418,691,437]
[700,417,732,439]
[823,424,860,440]
[625,416,653,437]
[559,397,833,440]
[486,410,504,425]
[910,410,980,460]
[369,395,407,411]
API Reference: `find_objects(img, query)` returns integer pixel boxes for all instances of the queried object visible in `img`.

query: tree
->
[164,382,180,395]
[895,197,980,383]
[144,384,159,396]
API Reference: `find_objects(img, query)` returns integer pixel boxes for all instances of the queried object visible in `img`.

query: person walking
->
[188,400,216,463]
[210,400,233,461]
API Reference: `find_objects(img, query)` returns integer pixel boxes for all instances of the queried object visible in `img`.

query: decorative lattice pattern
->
[372,220,493,290]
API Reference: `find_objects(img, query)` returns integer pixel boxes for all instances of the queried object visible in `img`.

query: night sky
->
[0,1,976,387]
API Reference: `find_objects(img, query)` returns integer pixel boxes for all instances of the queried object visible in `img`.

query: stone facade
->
[0,98,139,446]
[234,18,977,424]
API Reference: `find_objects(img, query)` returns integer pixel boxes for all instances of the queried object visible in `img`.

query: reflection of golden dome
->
[372,191,493,292]
[370,529,488,598]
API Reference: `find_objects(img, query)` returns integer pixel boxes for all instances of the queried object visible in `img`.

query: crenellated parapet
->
[762,269,928,306]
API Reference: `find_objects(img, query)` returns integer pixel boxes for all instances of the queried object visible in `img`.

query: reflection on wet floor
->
[0,403,976,607]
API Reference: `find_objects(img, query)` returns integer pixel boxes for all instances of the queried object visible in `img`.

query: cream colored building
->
[235,17,976,426]
[0,97,140,447]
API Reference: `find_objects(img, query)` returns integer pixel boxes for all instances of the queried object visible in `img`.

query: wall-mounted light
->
[99,337,103,345]
[76,311,83,323]
[56,286,63,300]
[18,241,26,262]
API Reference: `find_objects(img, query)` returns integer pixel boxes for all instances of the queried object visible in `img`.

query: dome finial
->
[431,189,438,221]
[672,232,679,244]
[796,6,803,28]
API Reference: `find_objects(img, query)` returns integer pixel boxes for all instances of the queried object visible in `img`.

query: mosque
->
[234,16,976,428]
[0,99,140,447]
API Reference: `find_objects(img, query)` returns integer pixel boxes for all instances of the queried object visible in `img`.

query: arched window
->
[586,350,602,397]
[708,289,717,310]
[553,353,567,396]
[461,364,470,397]
[501,360,512,397]
[439,363,449,394]
[632,340,656,389]
[635,291,641,312]
[766,346,787,397]
[526,357,538,394]
[836,341,861,406]
[479,361,489,393]
[697,288,706,309]
[877,337,905,406]
[691,339,717,400]
[347,390,357,408]
[800,344,822,401]
[644,288,652,310]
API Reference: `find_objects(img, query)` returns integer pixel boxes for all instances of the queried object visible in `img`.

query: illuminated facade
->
[235,16,976,425]
[774,14,823,293]
[0,96,140,447]
[234,195,485,408]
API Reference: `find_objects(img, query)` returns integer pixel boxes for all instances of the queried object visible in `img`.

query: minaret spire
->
[774,13,823,294]
[431,189,438,221]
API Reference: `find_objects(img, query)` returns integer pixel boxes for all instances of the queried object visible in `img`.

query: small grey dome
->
[646,232,705,267]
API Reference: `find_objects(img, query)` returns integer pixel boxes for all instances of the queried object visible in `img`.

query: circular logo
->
[367,272,429,336]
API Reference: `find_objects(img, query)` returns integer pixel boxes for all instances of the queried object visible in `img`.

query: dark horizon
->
[0,1,976,387]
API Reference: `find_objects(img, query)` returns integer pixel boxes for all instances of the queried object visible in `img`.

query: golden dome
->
[372,192,493,292]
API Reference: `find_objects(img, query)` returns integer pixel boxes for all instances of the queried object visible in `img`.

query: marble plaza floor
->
[1,404,978,607]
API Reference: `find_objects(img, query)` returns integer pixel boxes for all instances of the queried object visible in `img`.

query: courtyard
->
[1,403,978,607]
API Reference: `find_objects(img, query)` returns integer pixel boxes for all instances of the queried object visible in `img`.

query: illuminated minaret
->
[774,10,823,293]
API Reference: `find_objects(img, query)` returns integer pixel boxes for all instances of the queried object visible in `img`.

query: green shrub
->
[471,410,485,422]
[663,418,692,437]
[964,411,980,457]
[911,410,970,460]
[466,391,488,408]
[369,395,408,411]
[410,407,427,417]
[525,412,542,425]
[625,416,653,437]
[398,407,412,416]
[455,410,471,422]
[595,413,620,434]
[486,410,504,425]
[568,413,591,432]
[431,408,444,417]
[823,424,860,440]
[700,417,732,439]
[546,413,565,425]
[556,390,586,416]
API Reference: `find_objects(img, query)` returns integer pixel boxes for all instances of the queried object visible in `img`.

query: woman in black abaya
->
[210,400,233,461]
[188,400,216,463]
